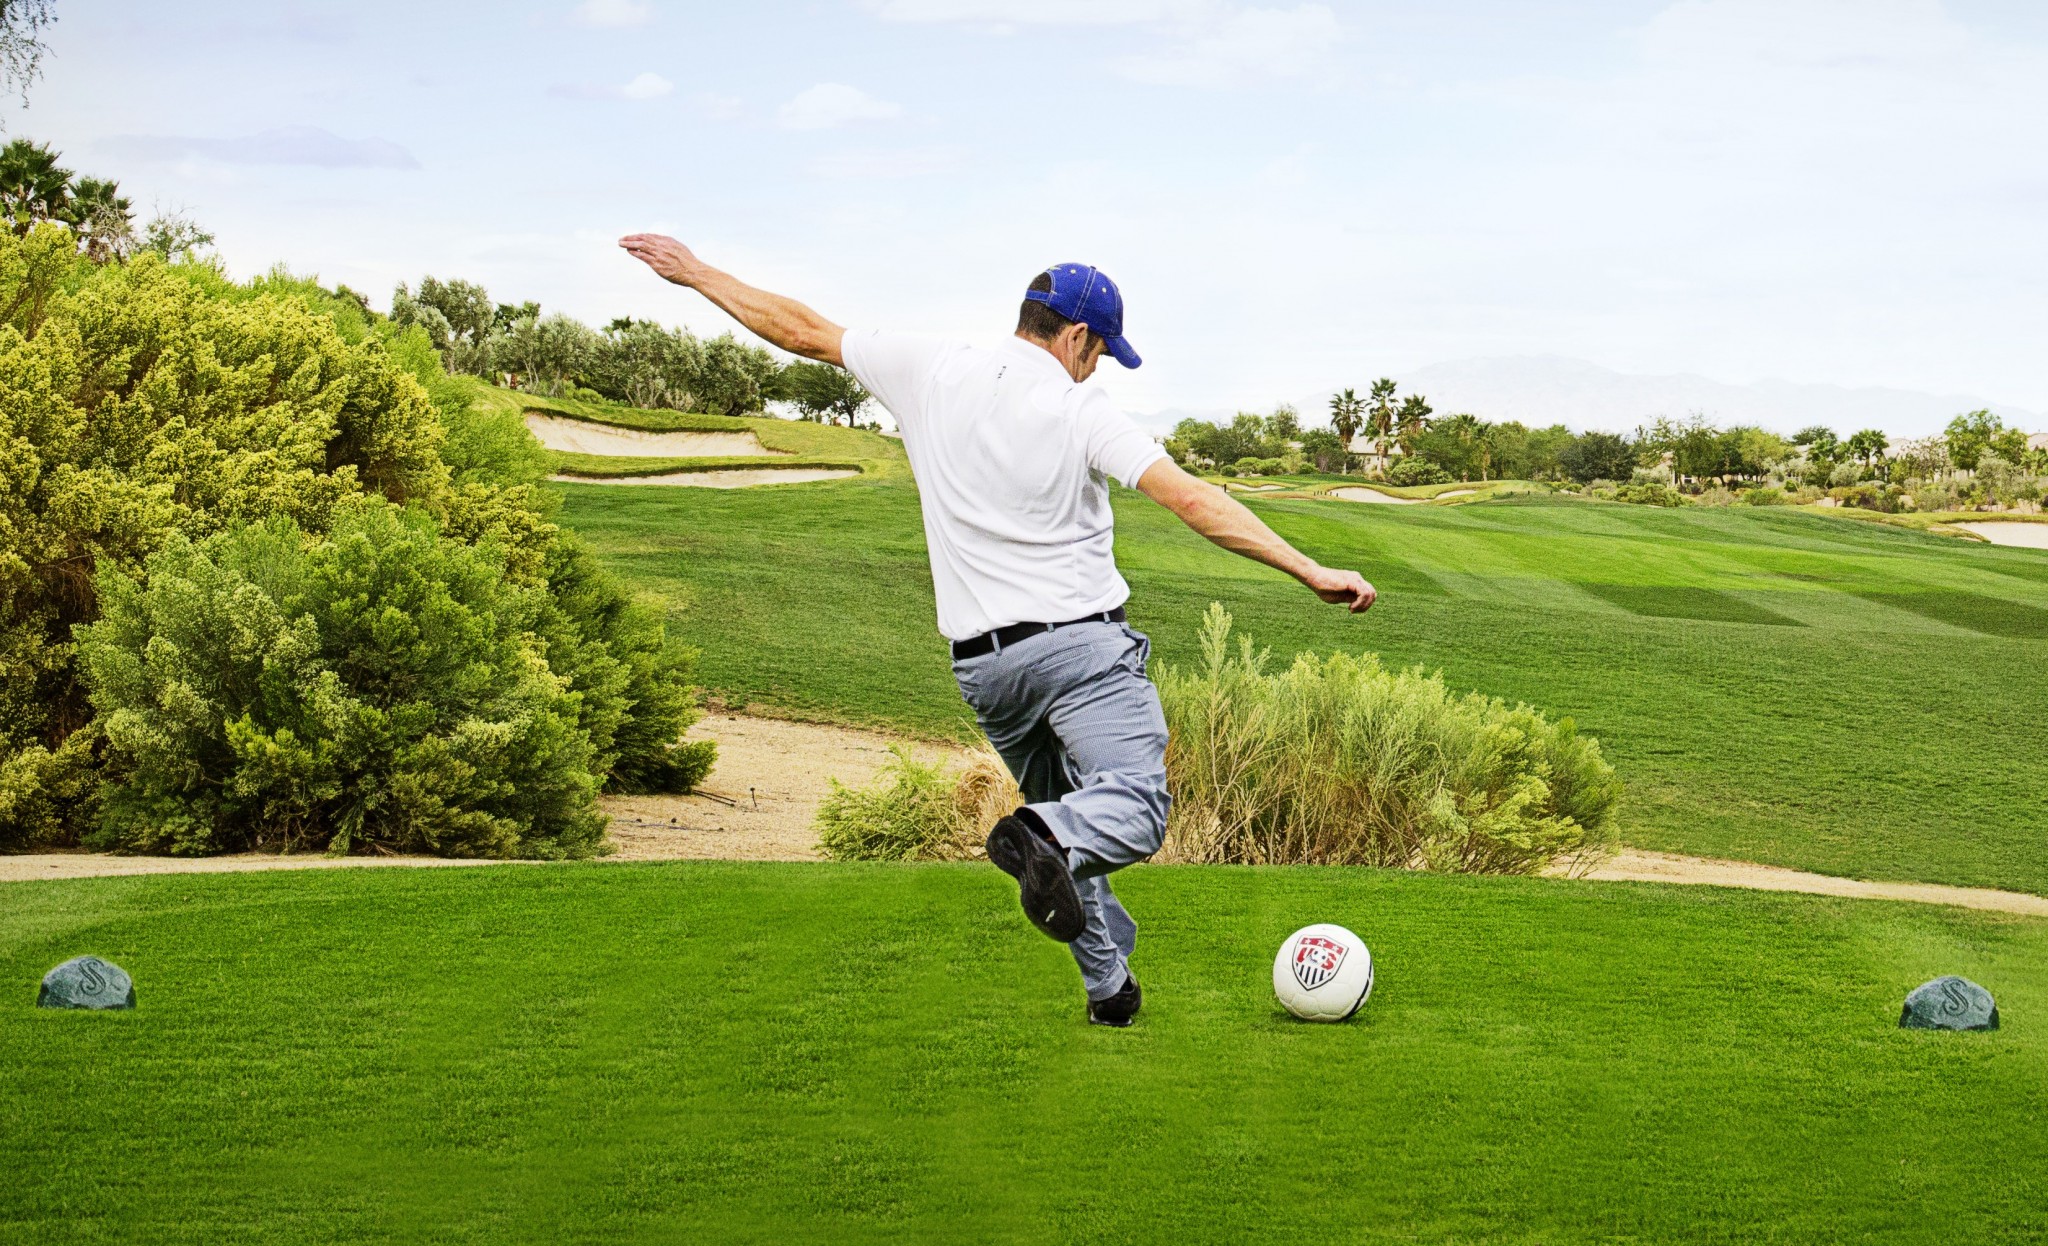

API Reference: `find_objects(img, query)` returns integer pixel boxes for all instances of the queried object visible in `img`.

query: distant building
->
[1347,432,1404,476]
[2029,431,2048,453]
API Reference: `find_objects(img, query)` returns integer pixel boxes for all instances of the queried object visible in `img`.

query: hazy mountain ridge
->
[1138,356,2042,441]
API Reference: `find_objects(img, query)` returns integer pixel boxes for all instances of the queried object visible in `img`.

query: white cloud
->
[570,0,654,28]
[100,126,420,170]
[776,83,904,130]
[550,72,674,101]
[1116,5,1341,87]
[619,72,674,100]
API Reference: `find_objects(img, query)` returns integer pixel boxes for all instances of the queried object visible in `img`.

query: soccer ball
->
[1273,923,1374,1022]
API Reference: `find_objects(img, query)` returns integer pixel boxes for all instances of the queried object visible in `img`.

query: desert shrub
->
[1154,606,1620,874]
[815,745,1016,862]
[1741,486,1789,506]
[1830,482,1904,513]
[77,507,606,857]
[1613,483,1684,507]
[1387,457,1452,486]
[1692,486,1738,507]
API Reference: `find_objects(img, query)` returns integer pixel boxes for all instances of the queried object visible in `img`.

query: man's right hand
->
[620,234,705,287]
[1302,565,1377,613]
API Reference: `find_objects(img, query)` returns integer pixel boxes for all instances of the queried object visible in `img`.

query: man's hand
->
[620,234,706,287]
[1301,565,1376,613]
[618,233,846,365]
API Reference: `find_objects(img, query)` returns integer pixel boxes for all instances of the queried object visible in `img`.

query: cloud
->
[570,0,654,27]
[100,126,419,170]
[776,83,904,130]
[1115,5,1341,86]
[550,72,675,101]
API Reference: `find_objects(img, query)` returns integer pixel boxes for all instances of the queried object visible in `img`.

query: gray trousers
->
[951,619,1171,1000]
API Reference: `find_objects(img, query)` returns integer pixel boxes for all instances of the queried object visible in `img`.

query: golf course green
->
[554,435,2048,895]
[5,864,2042,1244]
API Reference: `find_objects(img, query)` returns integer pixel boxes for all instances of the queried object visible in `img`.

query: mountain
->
[1137,356,2042,441]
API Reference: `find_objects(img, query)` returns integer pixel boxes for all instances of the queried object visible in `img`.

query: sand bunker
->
[1440,488,1478,498]
[1951,522,2048,549]
[551,469,859,489]
[524,412,784,458]
[1329,487,1423,505]
[1227,483,1286,492]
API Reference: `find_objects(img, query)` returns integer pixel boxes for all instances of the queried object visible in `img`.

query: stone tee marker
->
[1900,976,1997,1032]
[37,956,135,1011]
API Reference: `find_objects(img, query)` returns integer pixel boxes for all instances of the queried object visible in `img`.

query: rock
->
[1900,975,1997,1032]
[36,956,135,1011]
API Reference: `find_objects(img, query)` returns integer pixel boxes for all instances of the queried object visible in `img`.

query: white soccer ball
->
[1273,923,1374,1022]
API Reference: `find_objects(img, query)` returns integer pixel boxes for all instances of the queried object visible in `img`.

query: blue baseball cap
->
[1025,263,1141,369]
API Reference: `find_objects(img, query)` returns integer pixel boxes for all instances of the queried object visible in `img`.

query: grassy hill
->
[5,864,2042,1243]
[552,465,2048,895]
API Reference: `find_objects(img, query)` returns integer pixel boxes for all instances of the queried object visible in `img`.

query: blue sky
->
[11,1,2048,417]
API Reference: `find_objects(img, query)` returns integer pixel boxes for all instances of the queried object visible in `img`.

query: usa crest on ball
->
[1273,923,1373,1022]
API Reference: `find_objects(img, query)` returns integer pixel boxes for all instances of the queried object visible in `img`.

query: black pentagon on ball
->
[37,956,136,1011]
[1899,975,1997,1032]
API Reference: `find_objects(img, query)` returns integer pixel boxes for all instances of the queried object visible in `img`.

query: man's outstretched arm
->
[1135,459,1376,613]
[620,234,845,366]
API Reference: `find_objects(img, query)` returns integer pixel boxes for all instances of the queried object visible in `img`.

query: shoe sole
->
[987,818,1084,943]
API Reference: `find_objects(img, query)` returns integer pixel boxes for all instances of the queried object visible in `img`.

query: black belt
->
[951,608,1126,660]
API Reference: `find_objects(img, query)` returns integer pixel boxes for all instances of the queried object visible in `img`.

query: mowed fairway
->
[4,864,2044,1244]
[559,474,2048,895]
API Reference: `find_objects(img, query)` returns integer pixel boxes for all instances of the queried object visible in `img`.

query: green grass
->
[555,476,2048,895]
[4,863,2042,1244]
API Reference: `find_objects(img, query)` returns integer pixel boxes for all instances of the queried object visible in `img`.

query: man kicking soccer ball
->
[623,237,1375,1026]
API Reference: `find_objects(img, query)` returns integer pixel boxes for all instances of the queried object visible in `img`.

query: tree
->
[1844,428,1888,473]
[1297,428,1346,473]
[1265,403,1301,445]
[1415,412,1487,481]
[0,136,68,233]
[1944,410,2002,473]
[1889,436,1949,482]
[782,360,871,426]
[66,175,131,261]
[1395,393,1432,453]
[139,209,214,261]
[1365,377,1398,464]
[1558,431,1637,484]
[0,0,56,116]
[1327,387,1363,468]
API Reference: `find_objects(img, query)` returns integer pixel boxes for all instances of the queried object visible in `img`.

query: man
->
[622,236,1375,1027]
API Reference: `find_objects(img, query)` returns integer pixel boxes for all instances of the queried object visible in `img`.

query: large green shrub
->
[1155,606,1620,873]
[1387,456,1452,487]
[0,226,710,853]
[77,507,606,857]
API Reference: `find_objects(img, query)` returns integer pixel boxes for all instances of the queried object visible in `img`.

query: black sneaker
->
[1088,974,1142,1028]
[985,809,1085,943]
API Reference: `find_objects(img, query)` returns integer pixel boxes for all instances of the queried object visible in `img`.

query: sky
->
[9,0,2048,421]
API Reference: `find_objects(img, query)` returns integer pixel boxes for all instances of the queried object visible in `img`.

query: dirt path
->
[523,412,782,458]
[7,714,2044,917]
[1549,849,2048,916]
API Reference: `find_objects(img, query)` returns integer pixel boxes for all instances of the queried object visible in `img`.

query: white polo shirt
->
[840,330,1169,642]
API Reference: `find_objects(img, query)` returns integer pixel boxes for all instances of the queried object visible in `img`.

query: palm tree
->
[1365,377,1399,473]
[1396,393,1433,454]
[67,176,133,262]
[1845,428,1889,473]
[1327,388,1363,473]
[0,137,71,234]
